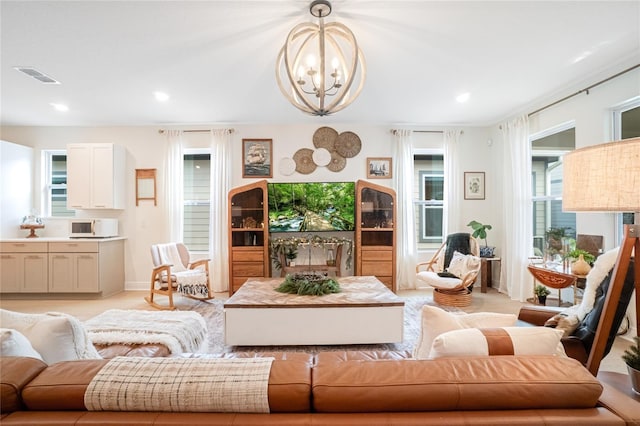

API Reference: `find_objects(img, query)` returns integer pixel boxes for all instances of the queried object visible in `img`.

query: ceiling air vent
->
[14,67,60,84]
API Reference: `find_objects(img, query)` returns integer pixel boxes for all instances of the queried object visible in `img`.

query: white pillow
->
[0,309,101,364]
[429,326,567,359]
[412,305,517,359]
[447,251,480,278]
[0,328,43,361]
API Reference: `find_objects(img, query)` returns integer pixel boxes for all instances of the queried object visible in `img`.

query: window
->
[530,126,576,255]
[414,154,444,249]
[43,151,74,217]
[183,151,211,251]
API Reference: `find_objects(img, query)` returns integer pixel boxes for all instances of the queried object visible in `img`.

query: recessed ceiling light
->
[154,91,170,102]
[50,103,69,112]
[456,92,470,103]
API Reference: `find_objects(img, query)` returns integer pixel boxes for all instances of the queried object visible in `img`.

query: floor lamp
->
[563,137,640,376]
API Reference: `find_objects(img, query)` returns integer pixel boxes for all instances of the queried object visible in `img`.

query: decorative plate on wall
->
[335,131,362,158]
[279,157,296,176]
[313,126,338,151]
[293,148,317,174]
[327,151,347,172]
[312,148,332,167]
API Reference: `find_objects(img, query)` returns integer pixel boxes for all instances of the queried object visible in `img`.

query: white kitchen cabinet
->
[67,143,125,209]
[0,242,48,292]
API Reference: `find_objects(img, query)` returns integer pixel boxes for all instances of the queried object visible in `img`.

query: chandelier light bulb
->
[275,0,366,116]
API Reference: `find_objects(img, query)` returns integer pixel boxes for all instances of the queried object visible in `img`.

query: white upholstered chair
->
[416,233,480,307]
[145,242,214,310]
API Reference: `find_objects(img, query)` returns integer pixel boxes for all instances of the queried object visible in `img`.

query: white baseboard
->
[125,281,148,291]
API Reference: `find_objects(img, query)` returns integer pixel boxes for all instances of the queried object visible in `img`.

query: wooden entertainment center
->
[227,180,396,295]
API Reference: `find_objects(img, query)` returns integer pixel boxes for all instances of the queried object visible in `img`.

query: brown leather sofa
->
[2,351,639,425]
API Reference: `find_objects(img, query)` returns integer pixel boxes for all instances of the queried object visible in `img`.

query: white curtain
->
[443,130,463,234]
[500,115,532,301]
[164,130,184,242]
[392,129,418,290]
[209,129,233,292]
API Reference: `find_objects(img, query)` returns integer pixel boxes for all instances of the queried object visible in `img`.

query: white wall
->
[0,141,33,238]
[0,65,636,297]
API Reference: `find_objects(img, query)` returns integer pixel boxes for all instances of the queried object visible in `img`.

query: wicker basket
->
[433,288,472,307]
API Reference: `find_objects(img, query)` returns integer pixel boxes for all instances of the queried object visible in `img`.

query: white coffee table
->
[224,276,404,346]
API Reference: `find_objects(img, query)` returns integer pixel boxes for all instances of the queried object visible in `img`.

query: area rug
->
[181,296,450,354]
[84,309,208,355]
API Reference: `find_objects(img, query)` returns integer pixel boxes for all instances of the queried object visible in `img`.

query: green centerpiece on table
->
[275,273,341,296]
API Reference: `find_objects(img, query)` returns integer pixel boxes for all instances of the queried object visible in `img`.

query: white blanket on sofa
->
[84,309,207,354]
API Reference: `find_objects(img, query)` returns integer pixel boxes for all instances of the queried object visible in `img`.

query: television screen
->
[268,182,355,233]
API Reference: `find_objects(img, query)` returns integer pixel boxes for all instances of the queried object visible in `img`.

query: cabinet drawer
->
[361,248,392,261]
[0,242,48,253]
[49,242,99,253]
[232,262,264,277]
[361,261,393,276]
[232,249,264,262]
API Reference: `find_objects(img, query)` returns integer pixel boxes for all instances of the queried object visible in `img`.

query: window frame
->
[42,149,74,218]
[414,149,444,248]
[183,148,211,252]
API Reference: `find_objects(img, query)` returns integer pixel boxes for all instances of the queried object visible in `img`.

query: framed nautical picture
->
[464,171,485,200]
[242,139,273,178]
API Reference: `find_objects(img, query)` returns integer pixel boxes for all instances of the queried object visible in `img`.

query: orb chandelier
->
[276,0,366,116]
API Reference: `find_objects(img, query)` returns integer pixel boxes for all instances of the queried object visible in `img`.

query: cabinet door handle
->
[1,255,13,259]
[26,255,42,259]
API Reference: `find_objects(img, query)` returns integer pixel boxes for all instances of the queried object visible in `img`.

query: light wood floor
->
[0,287,630,374]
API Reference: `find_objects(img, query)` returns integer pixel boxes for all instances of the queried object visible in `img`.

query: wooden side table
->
[480,257,501,293]
[527,265,577,306]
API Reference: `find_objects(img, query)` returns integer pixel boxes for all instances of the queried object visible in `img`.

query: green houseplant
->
[622,336,640,394]
[467,220,494,257]
[534,284,551,305]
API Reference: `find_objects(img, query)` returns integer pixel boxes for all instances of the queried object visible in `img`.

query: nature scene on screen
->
[268,182,355,232]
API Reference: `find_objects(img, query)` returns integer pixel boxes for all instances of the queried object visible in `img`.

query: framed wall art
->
[242,139,273,178]
[367,157,392,179]
[464,171,485,200]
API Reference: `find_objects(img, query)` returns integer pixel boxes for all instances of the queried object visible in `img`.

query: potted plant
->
[622,336,640,395]
[534,284,551,305]
[467,220,494,257]
[563,248,595,275]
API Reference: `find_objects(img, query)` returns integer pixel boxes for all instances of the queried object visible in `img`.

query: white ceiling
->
[1,1,639,127]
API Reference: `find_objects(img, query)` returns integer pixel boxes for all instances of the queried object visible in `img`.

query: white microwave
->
[69,219,118,238]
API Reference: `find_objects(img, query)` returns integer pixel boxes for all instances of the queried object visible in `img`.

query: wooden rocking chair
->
[145,242,214,310]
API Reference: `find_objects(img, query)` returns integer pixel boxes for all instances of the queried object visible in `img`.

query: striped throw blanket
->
[85,356,274,413]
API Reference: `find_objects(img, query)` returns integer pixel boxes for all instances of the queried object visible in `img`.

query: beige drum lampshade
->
[563,137,640,212]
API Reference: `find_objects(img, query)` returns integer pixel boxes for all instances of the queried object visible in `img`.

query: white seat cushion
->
[416,271,462,289]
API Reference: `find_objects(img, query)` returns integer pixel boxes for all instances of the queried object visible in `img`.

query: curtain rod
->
[390,129,464,135]
[527,63,640,117]
[157,128,235,134]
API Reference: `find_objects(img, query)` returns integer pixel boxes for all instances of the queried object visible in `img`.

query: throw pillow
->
[447,251,481,278]
[412,305,517,359]
[428,326,566,359]
[0,328,43,360]
[0,309,101,364]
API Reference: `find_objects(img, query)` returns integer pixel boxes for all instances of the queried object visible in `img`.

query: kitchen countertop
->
[1,236,126,242]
